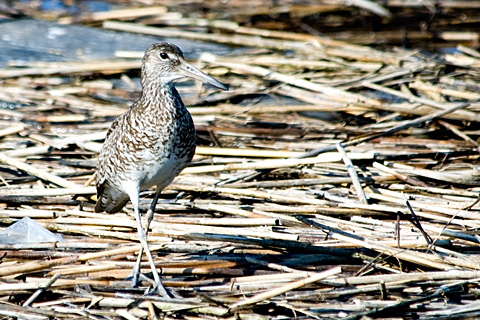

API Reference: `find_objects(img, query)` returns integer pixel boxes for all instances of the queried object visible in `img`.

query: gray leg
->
[127,186,170,298]
[146,187,163,230]
[130,188,163,287]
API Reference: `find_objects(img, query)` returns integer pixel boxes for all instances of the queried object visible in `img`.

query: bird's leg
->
[128,186,170,298]
[146,187,163,231]
[130,187,163,288]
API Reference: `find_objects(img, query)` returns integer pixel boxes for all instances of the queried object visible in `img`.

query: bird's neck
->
[142,80,171,95]
[139,82,183,114]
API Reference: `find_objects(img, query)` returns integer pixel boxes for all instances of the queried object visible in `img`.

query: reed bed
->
[1,1,480,319]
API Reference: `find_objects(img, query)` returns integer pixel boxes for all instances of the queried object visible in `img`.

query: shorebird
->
[95,42,228,297]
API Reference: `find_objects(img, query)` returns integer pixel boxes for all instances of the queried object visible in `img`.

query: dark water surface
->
[0,18,232,67]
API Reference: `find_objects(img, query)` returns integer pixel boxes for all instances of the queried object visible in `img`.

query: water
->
[0,18,233,67]
[38,0,111,13]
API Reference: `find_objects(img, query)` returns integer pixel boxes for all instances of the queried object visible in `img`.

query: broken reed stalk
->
[102,21,315,52]
[0,153,78,189]
[200,53,379,105]
[336,143,368,204]
[296,216,459,270]
[0,256,78,277]
[58,6,168,24]
[22,273,61,307]
[182,152,373,174]
[0,60,142,79]
[229,266,342,311]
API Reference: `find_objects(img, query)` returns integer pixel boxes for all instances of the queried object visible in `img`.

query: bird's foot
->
[145,280,178,299]
[127,270,178,298]
[127,270,154,288]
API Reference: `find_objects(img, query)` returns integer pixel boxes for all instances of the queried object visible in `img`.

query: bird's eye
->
[159,52,169,60]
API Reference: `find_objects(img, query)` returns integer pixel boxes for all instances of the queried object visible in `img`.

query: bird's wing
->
[104,113,122,141]
[96,110,127,188]
[95,111,130,213]
[95,180,130,213]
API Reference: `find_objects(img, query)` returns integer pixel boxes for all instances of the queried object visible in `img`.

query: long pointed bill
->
[178,61,228,91]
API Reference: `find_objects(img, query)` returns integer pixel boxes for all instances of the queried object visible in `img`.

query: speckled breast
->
[137,111,196,191]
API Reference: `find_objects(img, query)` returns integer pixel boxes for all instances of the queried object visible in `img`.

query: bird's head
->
[141,42,228,91]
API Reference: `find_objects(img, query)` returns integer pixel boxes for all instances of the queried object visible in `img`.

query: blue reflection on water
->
[86,1,110,12]
[39,0,111,13]
[40,0,66,11]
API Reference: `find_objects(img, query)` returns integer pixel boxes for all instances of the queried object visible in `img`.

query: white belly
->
[139,154,179,191]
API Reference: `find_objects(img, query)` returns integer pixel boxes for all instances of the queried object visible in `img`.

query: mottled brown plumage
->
[95,42,227,297]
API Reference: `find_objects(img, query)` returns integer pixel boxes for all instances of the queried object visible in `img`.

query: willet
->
[95,42,228,297]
